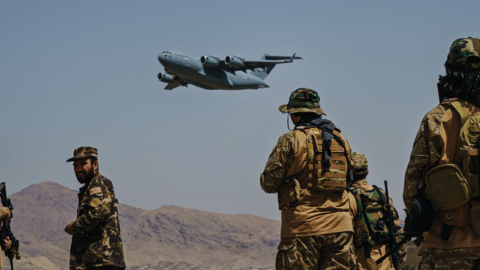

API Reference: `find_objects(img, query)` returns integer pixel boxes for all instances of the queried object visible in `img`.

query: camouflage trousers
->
[418,247,480,270]
[276,232,355,270]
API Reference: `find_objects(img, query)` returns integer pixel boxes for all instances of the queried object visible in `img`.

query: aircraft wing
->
[219,53,302,73]
[164,81,182,90]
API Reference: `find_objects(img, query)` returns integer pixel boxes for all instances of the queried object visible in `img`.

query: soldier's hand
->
[65,221,75,235]
[4,236,12,250]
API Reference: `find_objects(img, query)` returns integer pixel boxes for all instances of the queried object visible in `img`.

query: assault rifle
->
[376,194,434,267]
[375,180,401,270]
[0,182,21,270]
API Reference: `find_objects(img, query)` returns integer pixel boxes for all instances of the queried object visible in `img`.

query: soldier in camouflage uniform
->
[260,88,357,270]
[0,207,12,270]
[64,147,126,270]
[404,37,480,269]
[348,152,406,270]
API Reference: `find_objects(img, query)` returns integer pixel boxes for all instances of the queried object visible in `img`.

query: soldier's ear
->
[366,170,369,176]
[92,160,99,171]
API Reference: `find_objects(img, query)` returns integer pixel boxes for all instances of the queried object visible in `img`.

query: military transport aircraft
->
[157,51,302,90]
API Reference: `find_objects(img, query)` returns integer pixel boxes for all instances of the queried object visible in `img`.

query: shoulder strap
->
[450,100,471,129]
[372,185,386,206]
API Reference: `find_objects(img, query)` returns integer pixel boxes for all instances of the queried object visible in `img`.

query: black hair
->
[439,64,480,101]
[88,157,99,171]
[291,112,321,119]
[353,173,367,181]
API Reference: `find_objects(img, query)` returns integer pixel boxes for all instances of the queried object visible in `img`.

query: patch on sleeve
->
[90,187,102,196]
[89,197,102,208]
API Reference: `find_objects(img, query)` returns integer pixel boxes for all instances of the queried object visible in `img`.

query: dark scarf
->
[296,115,338,167]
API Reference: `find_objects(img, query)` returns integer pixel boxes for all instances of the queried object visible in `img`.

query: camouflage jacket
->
[70,173,126,270]
[403,104,447,212]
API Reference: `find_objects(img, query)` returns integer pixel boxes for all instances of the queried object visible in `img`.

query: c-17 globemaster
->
[157,51,302,90]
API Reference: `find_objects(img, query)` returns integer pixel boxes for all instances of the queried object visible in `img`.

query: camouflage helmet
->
[351,152,368,175]
[446,37,480,70]
[66,146,98,162]
[279,88,326,115]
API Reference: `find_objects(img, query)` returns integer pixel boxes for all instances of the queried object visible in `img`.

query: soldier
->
[64,146,126,270]
[404,37,480,269]
[260,88,357,270]
[0,207,12,270]
[348,152,406,270]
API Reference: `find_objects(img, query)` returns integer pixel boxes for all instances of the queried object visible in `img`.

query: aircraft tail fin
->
[249,53,277,79]
[259,53,276,75]
[250,53,301,80]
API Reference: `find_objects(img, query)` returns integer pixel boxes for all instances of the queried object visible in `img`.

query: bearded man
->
[64,146,126,270]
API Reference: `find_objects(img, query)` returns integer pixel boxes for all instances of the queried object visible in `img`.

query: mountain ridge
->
[3,181,279,270]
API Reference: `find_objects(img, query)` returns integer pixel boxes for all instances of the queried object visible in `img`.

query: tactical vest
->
[277,127,349,210]
[424,100,480,212]
[350,185,389,258]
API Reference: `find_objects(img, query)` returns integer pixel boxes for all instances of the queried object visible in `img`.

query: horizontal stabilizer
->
[262,54,303,60]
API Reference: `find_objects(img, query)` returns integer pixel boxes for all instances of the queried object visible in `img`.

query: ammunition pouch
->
[277,177,302,210]
[425,164,470,211]
[435,203,470,228]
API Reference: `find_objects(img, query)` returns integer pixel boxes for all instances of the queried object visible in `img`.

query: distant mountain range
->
[2,182,280,270]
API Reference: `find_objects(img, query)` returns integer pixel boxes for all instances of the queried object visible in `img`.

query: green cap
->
[66,146,98,162]
[352,152,368,175]
[279,88,326,115]
[446,37,480,70]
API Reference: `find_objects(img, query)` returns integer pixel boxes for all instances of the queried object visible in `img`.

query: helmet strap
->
[287,113,293,131]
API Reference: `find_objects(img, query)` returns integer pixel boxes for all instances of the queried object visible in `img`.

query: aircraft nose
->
[158,54,164,63]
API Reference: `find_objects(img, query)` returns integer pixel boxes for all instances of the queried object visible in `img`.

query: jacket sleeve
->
[260,133,295,194]
[403,105,445,212]
[72,180,112,234]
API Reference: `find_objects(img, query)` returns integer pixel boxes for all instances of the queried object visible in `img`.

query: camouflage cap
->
[279,88,326,115]
[66,146,98,162]
[352,152,368,175]
[446,37,480,70]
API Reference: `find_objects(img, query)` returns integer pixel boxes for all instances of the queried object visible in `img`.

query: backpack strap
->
[298,127,314,189]
[372,185,386,206]
[448,101,472,164]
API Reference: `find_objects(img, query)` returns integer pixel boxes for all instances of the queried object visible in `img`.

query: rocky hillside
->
[2,182,279,270]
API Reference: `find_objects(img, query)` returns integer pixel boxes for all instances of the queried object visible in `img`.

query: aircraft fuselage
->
[158,51,269,90]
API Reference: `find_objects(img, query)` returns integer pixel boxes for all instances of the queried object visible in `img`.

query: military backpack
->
[350,185,390,258]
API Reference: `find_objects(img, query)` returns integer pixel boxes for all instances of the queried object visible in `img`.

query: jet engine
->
[157,72,174,82]
[225,56,243,68]
[200,55,219,67]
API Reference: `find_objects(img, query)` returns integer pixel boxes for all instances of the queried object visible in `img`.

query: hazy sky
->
[1,1,479,221]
